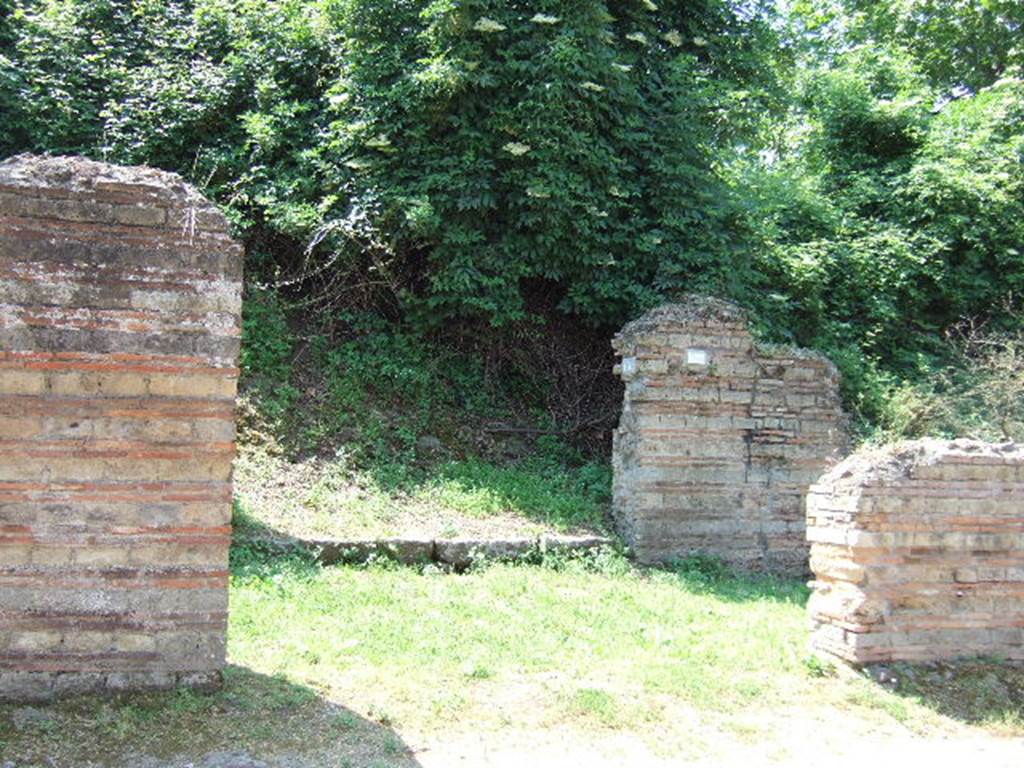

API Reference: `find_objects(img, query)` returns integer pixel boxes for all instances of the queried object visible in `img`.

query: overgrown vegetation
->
[2,0,1021,445]
[737,31,1024,433]
[1,0,780,323]
[233,287,614,540]
[233,450,612,540]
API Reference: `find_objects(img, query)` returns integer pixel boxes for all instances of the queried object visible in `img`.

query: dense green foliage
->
[845,0,1022,93]
[738,45,1024,427]
[2,0,1022,439]
[0,0,780,325]
[322,0,781,324]
[730,1,1024,431]
[238,294,547,460]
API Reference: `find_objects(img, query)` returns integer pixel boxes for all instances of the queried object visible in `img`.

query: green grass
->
[235,302,616,544]
[881,660,1024,735]
[568,687,624,727]
[224,547,966,743]
[4,549,1022,767]
[409,457,610,528]
[233,448,611,541]
[228,546,809,719]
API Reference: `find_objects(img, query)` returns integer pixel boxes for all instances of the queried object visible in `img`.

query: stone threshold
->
[240,533,614,569]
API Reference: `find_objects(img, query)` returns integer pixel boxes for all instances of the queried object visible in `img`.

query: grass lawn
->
[3,548,1022,767]
[234,447,612,542]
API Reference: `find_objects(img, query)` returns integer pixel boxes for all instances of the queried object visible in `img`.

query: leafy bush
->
[875,314,1024,443]
[240,288,294,382]
[841,0,1023,93]
[735,48,1024,430]
[239,288,299,423]
[298,316,495,463]
[0,0,781,329]
[317,0,782,326]
[3,0,1022,440]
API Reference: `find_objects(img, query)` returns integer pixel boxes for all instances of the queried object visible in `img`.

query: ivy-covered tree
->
[0,0,783,327]
[319,0,782,325]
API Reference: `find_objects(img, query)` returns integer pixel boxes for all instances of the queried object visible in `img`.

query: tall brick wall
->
[808,439,1024,664]
[612,297,847,572]
[0,155,242,701]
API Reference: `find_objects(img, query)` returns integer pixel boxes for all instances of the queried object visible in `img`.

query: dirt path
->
[413,728,1024,768]
[408,687,1024,768]
[107,731,1023,768]
[6,695,1022,768]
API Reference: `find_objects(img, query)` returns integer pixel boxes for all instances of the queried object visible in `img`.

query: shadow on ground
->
[0,666,422,768]
[658,555,811,608]
[869,659,1024,731]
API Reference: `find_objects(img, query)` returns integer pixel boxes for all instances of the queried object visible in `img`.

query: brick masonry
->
[0,154,242,701]
[612,297,848,572]
[808,439,1024,664]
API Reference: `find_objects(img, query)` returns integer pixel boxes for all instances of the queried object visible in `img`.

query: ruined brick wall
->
[612,297,847,572]
[0,155,242,701]
[808,439,1024,664]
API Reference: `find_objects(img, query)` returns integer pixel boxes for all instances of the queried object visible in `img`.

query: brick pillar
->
[0,155,242,701]
[808,439,1024,664]
[612,296,847,572]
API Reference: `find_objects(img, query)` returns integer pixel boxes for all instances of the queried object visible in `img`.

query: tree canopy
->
[1,0,1021,433]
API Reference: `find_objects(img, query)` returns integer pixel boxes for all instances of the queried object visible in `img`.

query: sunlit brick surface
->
[612,297,847,572]
[0,155,242,700]
[808,440,1024,664]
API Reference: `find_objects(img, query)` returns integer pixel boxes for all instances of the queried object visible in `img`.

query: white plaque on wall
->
[686,348,709,366]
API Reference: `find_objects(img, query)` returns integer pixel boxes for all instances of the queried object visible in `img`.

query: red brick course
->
[0,155,241,701]
[808,439,1024,663]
